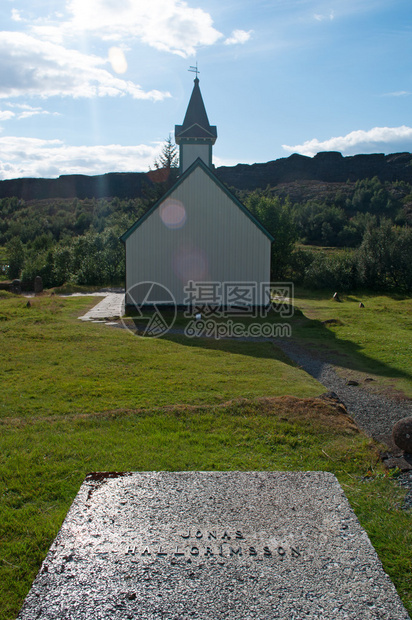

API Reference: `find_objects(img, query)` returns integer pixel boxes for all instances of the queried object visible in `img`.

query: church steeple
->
[175,77,217,173]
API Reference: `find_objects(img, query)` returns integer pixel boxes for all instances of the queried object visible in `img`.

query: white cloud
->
[282,126,412,157]
[224,29,253,46]
[0,110,15,121]
[0,31,170,100]
[0,136,164,180]
[310,0,380,22]
[32,0,223,58]
[213,155,245,168]
[18,109,56,120]
[314,11,334,21]
[381,91,411,97]
[8,103,58,120]
[11,9,22,22]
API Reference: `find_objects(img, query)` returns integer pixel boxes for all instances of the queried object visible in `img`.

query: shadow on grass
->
[124,309,296,367]
[126,304,412,387]
[163,332,296,366]
[290,318,412,382]
[290,288,412,385]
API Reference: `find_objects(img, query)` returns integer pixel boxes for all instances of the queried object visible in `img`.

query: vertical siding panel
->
[126,166,271,305]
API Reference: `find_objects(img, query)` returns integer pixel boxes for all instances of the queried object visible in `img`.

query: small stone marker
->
[10,278,21,294]
[17,471,410,620]
[34,275,43,294]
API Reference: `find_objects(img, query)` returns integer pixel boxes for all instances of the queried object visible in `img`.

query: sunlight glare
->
[108,47,128,74]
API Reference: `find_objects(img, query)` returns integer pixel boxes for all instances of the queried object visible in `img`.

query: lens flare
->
[160,199,186,229]
[173,247,208,282]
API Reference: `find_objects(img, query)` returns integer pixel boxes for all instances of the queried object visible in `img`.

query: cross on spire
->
[188,62,200,79]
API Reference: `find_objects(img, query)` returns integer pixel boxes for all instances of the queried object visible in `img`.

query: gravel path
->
[274,338,412,449]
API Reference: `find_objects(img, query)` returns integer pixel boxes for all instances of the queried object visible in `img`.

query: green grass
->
[0,295,321,420]
[0,292,411,619]
[296,243,353,256]
[290,288,412,398]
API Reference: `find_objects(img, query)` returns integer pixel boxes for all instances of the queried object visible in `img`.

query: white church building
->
[121,76,273,309]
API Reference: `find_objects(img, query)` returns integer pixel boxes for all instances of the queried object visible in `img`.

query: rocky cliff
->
[215,151,412,190]
[0,172,150,201]
[0,151,411,200]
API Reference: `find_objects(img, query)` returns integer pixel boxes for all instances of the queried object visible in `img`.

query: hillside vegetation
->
[1,171,412,292]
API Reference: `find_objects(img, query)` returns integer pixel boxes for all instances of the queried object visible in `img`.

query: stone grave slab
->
[18,471,410,619]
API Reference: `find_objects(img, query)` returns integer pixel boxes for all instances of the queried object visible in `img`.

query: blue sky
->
[0,0,411,179]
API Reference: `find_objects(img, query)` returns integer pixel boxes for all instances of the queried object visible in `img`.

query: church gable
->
[122,159,272,306]
[121,158,273,244]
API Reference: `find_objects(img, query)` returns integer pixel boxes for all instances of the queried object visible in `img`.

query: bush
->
[356,221,412,292]
[303,252,358,291]
[288,248,316,283]
[245,192,298,278]
[21,249,54,289]
[6,237,25,280]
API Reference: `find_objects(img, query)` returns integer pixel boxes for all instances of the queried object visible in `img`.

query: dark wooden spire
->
[175,78,217,143]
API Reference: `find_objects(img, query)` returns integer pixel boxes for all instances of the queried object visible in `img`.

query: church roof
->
[120,158,274,243]
[175,78,217,143]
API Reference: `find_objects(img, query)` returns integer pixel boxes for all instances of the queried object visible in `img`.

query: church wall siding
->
[125,166,271,306]
[180,143,211,172]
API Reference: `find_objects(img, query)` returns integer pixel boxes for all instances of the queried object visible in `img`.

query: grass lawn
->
[0,291,411,619]
[290,288,412,399]
[0,294,321,419]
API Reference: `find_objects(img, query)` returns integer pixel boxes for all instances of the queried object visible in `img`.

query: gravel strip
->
[398,472,412,510]
[274,339,412,449]
[275,338,412,507]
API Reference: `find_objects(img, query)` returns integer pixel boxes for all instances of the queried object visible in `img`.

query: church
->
[121,76,273,309]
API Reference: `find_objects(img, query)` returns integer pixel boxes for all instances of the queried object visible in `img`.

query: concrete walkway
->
[78,292,125,322]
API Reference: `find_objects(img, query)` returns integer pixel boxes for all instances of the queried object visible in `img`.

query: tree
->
[303,252,358,291]
[292,201,346,246]
[356,220,394,289]
[153,134,179,171]
[148,135,180,195]
[392,226,412,291]
[245,192,297,278]
[6,237,25,279]
[356,219,412,291]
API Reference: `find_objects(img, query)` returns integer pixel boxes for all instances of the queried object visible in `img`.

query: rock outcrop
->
[0,151,411,200]
[215,151,412,191]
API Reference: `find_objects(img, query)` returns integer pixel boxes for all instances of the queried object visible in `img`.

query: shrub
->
[288,248,316,283]
[303,252,358,291]
[356,221,412,292]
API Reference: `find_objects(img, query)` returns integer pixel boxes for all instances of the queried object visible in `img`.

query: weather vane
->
[188,62,200,78]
